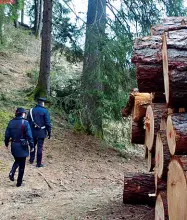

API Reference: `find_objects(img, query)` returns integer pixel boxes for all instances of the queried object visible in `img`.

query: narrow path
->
[0,128,154,219]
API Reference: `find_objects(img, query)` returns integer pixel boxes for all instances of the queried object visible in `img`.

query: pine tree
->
[81,0,106,136]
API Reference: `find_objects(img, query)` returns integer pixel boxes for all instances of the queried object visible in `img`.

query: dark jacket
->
[27,104,51,138]
[5,116,34,157]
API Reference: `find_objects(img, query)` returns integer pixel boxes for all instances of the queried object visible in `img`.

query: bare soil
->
[0,128,154,220]
[0,50,154,220]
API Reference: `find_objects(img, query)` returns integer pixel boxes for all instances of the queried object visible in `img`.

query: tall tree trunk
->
[21,2,24,24]
[38,0,43,38]
[35,0,43,37]
[36,0,52,97]
[0,5,4,45]
[81,0,106,136]
[13,0,19,28]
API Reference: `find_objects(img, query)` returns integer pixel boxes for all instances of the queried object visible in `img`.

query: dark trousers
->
[30,138,44,165]
[10,157,26,184]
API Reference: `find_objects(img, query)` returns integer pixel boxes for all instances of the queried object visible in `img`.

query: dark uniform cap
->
[15,107,26,114]
[37,97,47,102]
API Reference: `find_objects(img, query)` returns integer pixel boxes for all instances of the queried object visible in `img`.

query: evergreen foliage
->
[0,0,187,145]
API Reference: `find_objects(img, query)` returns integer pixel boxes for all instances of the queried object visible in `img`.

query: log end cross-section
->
[167,114,187,155]
[155,191,168,220]
[145,104,167,151]
[167,158,187,220]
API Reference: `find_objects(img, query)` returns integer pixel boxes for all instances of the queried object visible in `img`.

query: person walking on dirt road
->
[27,97,51,168]
[5,108,34,187]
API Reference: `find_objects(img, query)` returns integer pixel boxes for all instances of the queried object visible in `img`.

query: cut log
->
[163,17,187,25]
[132,36,162,64]
[155,131,170,180]
[148,149,155,172]
[167,114,187,155]
[132,92,152,121]
[152,17,187,35]
[145,104,167,151]
[152,92,166,103]
[123,172,156,206]
[167,156,187,220]
[131,35,164,93]
[135,63,164,93]
[154,170,167,195]
[155,191,168,220]
[122,88,139,118]
[164,67,187,108]
[160,117,167,131]
[131,118,145,145]
[162,31,187,107]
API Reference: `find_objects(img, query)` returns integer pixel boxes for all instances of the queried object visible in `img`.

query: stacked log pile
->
[122,17,187,220]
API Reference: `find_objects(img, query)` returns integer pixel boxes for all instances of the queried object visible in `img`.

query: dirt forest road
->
[0,126,154,220]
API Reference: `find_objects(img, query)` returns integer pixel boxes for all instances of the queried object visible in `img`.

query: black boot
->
[16,182,22,187]
[9,172,14,181]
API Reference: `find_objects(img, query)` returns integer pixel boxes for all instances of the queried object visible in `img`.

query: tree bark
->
[152,17,187,35]
[147,149,155,172]
[167,156,187,220]
[162,30,187,107]
[81,0,106,135]
[123,172,156,206]
[155,131,170,180]
[131,35,164,93]
[21,7,24,25]
[132,36,162,64]
[34,0,43,38]
[37,0,52,96]
[0,6,4,45]
[135,63,164,93]
[167,114,187,155]
[155,191,168,220]
[145,104,167,151]
[154,172,167,195]
[131,118,145,145]
[162,17,187,25]
[13,0,19,28]
[165,67,187,108]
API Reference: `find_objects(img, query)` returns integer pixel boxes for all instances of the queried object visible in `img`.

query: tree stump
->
[155,191,168,220]
[123,172,156,206]
[167,156,187,220]
[155,131,170,180]
[167,114,187,155]
[145,104,167,151]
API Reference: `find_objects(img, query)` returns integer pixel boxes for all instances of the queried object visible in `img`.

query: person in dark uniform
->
[27,97,51,167]
[5,108,34,187]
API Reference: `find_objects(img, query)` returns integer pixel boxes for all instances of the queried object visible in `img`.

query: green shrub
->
[0,110,13,144]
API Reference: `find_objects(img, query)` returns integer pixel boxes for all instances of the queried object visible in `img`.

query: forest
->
[0,0,187,219]
[1,0,186,143]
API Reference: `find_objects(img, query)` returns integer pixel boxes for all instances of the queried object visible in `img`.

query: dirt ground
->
[0,51,154,220]
[0,127,154,220]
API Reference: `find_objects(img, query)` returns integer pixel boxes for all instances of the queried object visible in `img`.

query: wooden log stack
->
[122,16,187,220]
